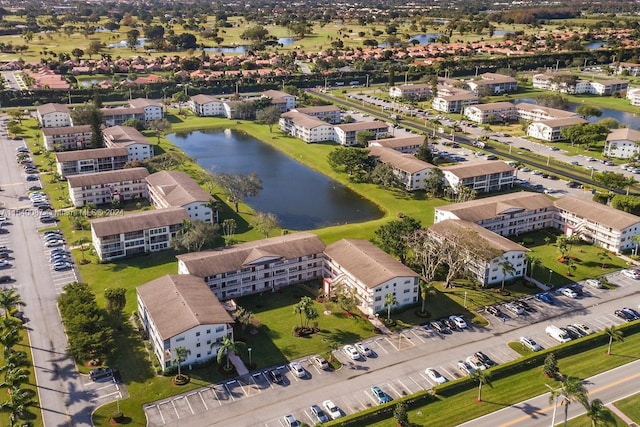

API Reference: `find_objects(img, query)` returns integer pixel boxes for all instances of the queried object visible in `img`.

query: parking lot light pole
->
[548,269,553,287]
[464,291,467,308]
[248,348,252,367]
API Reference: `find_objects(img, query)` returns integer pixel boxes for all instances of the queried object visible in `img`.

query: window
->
[404,289,410,293]
[206,329,211,334]
[175,336,185,342]
[195,332,200,337]
[196,343,201,347]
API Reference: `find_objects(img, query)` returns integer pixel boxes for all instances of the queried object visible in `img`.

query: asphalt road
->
[459,358,640,427]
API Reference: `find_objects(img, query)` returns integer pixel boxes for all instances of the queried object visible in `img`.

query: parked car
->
[311,355,329,370]
[615,309,634,322]
[0,260,10,269]
[288,362,306,378]
[564,325,584,339]
[475,351,497,367]
[90,367,113,381]
[429,320,448,334]
[486,306,503,317]
[519,336,542,351]
[425,368,447,384]
[457,360,476,375]
[310,405,329,423]
[621,269,640,280]
[505,302,524,315]
[573,323,592,335]
[343,345,360,360]
[355,342,372,357]
[622,307,640,320]
[584,279,603,289]
[441,317,458,331]
[323,400,342,420]
[53,262,72,271]
[516,300,536,313]
[0,275,12,284]
[26,174,39,182]
[449,315,467,329]
[558,287,578,299]
[535,292,554,304]
[466,356,486,371]
[283,414,300,427]
[371,386,391,404]
[268,369,284,384]
[568,283,584,297]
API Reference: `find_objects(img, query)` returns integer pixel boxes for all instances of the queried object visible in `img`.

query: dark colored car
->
[268,369,283,384]
[90,367,113,381]
[562,326,581,340]
[614,310,634,322]
[568,283,584,297]
[622,307,640,320]
[516,300,536,313]
[486,306,503,317]
[441,317,458,331]
[429,320,449,334]
[475,351,497,367]
[0,275,11,283]
[535,293,554,305]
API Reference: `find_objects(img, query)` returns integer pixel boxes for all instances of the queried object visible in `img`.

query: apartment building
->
[603,128,640,159]
[334,121,389,146]
[432,89,478,113]
[368,146,433,191]
[441,161,516,193]
[67,167,149,207]
[129,98,164,122]
[323,239,419,316]
[279,111,335,143]
[36,103,72,128]
[42,125,92,151]
[466,73,518,95]
[626,87,640,107]
[137,274,234,371]
[91,207,188,261]
[261,89,296,112]
[103,125,154,162]
[146,170,213,223]
[526,117,588,142]
[389,83,432,100]
[515,103,579,122]
[463,102,517,124]
[100,107,146,127]
[176,232,326,301]
[368,135,424,154]
[55,147,129,178]
[189,94,225,117]
[291,105,342,124]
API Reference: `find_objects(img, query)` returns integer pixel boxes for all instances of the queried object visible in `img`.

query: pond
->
[107,37,147,49]
[514,98,640,129]
[204,45,248,54]
[586,41,607,50]
[167,129,383,230]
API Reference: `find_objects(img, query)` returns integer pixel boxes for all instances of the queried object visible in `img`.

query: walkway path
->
[229,352,248,376]
[368,315,392,334]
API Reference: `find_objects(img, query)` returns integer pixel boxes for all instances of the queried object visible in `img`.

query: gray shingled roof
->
[90,207,188,237]
[146,170,211,206]
[67,167,149,188]
[55,147,129,162]
[368,146,433,174]
[554,196,640,230]
[429,219,529,254]
[435,192,554,223]
[441,160,515,179]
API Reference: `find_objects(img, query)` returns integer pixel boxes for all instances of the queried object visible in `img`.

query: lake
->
[167,129,383,230]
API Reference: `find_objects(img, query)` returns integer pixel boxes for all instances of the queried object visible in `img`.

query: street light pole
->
[548,269,553,287]
[464,291,467,308]
[248,347,252,368]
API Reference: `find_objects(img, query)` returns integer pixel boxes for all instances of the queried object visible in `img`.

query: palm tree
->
[384,293,397,321]
[604,325,624,355]
[470,370,492,402]
[0,325,20,352]
[632,234,640,256]
[583,398,616,427]
[215,336,245,371]
[0,386,35,425]
[0,289,25,319]
[1,367,30,389]
[419,282,433,314]
[173,347,190,379]
[499,260,515,291]
[527,256,542,281]
[549,376,588,427]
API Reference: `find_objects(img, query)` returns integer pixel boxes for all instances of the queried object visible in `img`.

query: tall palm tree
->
[173,346,190,379]
[419,282,433,314]
[0,386,35,426]
[215,336,245,371]
[1,367,30,389]
[0,326,20,352]
[549,376,588,427]
[499,260,515,291]
[470,370,492,402]
[0,289,25,319]
[582,398,616,427]
[385,293,397,321]
[604,325,624,355]
[632,234,640,256]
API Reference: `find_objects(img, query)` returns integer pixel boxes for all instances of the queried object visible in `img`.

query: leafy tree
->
[534,94,570,110]
[214,172,263,213]
[355,131,375,146]
[582,398,616,427]
[86,40,103,59]
[369,163,402,189]
[327,147,373,178]
[216,336,245,371]
[240,25,269,41]
[394,401,409,427]
[543,352,558,377]
[252,212,279,238]
[255,105,281,133]
[126,29,140,49]
[222,219,237,243]
[597,117,621,130]
[1,367,30,389]
[576,105,602,119]
[172,91,189,113]
[556,235,570,259]
[232,307,254,334]
[236,102,256,120]
[605,325,623,355]
[424,168,444,198]
[104,288,127,325]
[71,47,84,60]
[471,370,492,402]
[122,118,143,131]
[173,346,190,379]
[374,216,421,263]
[384,293,397,320]
[144,24,165,47]
[0,290,25,319]
[561,123,608,148]
[549,376,588,427]
[0,326,20,352]
[416,138,434,163]
[594,171,629,190]
[334,282,358,313]
[293,296,313,328]
[499,260,515,290]
[0,386,36,425]
[252,97,273,112]
[419,282,433,314]
[171,220,220,252]
[147,118,172,142]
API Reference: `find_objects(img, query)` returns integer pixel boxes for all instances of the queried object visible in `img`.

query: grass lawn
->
[613,392,640,424]
[362,326,640,427]
[564,411,627,427]
[0,328,42,427]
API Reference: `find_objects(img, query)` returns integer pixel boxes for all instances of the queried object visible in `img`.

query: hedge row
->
[326,320,640,425]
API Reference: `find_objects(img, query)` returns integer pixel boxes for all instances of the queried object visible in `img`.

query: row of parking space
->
[37,230,78,293]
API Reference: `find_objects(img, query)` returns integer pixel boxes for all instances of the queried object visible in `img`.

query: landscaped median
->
[324,321,640,427]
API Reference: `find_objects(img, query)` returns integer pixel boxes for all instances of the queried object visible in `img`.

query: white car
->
[288,361,306,378]
[466,356,486,371]
[323,400,342,420]
[45,240,64,248]
[457,360,476,375]
[573,323,592,335]
[311,355,329,370]
[558,287,578,298]
[449,315,467,329]
[505,302,524,315]
[584,279,603,289]
[622,269,640,280]
[519,336,542,351]
[343,345,360,360]
[0,260,10,268]
[355,342,372,357]
[425,368,447,384]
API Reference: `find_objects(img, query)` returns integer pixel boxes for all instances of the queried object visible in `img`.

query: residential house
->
[466,73,518,95]
[67,167,149,207]
[91,206,188,261]
[334,121,389,146]
[441,161,516,193]
[463,102,517,124]
[428,219,528,287]
[291,106,342,124]
[176,232,326,301]
[603,128,640,159]
[189,94,225,117]
[103,126,153,162]
[279,111,335,143]
[36,103,72,128]
[323,239,419,315]
[42,125,92,151]
[137,274,234,371]
[434,192,556,237]
[146,170,213,223]
[526,117,588,142]
[369,135,424,154]
[55,147,129,178]
[129,98,164,122]
[368,146,433,191]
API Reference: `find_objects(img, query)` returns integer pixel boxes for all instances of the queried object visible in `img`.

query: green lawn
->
[361,326,640,427]
[564,411,627,427]
[614,392,640,424]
